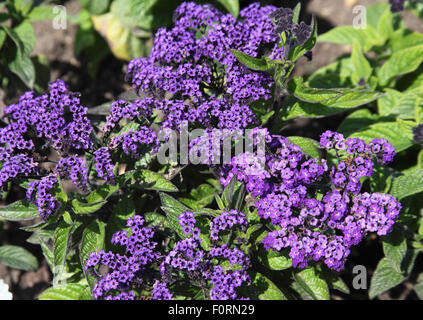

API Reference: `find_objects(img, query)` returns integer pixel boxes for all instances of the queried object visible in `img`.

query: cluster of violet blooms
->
[220,129,400,271]
[0,80,160,220]
[389,0,422,12]
[125,2,288,131]
[85,210,249,300]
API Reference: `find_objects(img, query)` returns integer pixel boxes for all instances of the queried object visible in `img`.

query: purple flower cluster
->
[55,155,89,193]
[85,209,250,300]
[210,209,248,241]
[84,215,161,300]
[320,131,395,194]
[221,130,400,271]
[93,147,116,185]
[0,154,38,192]
[159,210,251,300]
[102,99,155,135]
[269,7,313,45]
[2,80,93,153]
[110,127,160,160]
[26,175,59,221]
[125,2,285,130]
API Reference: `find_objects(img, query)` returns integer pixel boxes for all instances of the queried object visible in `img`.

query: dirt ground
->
[0,0,422,300]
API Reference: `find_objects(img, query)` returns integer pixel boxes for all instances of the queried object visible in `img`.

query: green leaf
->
[348,121,414,154]
[378,45,423,86]
[230,49,269,72]
[307,57,354,89]
[38,283,91,300]
[92,12,148,61]
[27,5,57,21]
[292,3,301,24]
[382,229,407,273]
[286,89,383,119]
[160,193,190,239]
[79,0,110,15]
[252,272,288,300]
[376,6,394,42]
[369,257,405,299]
[287,78,343,103]
[0,200,39,221]
[318,25,383,52]
[0,245,38,271]
[389,167,423,200]
[366,3,391,30]
[351,40,372,84]
[0,29,6,49]
[389,29,423,52]
[13,21,35,56]
[80,220,105,288]
[110,0,158,30]
[133,169,178,192]
[53,213,73,284]
[263,249,292,271]
[293,267,330,300]
[287,136,321,160]
[71,199,107,214]
[414,273,423,300]
[217,0,239,18]
[8,49,35,88]
[338,109,379,137]
[180,184,215,210]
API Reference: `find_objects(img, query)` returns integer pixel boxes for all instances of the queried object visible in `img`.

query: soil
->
[0,0,422,300]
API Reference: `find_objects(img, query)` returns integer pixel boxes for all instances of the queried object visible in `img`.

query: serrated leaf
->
[369,257,405,299]
[230,49,269,71]
[378,45,423,86]
[293,267,329,300]
[80,220,105,288]
[0,245,38,271]
[0,200,39,221]
[133,169,178,192]
[38,283,91,300]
